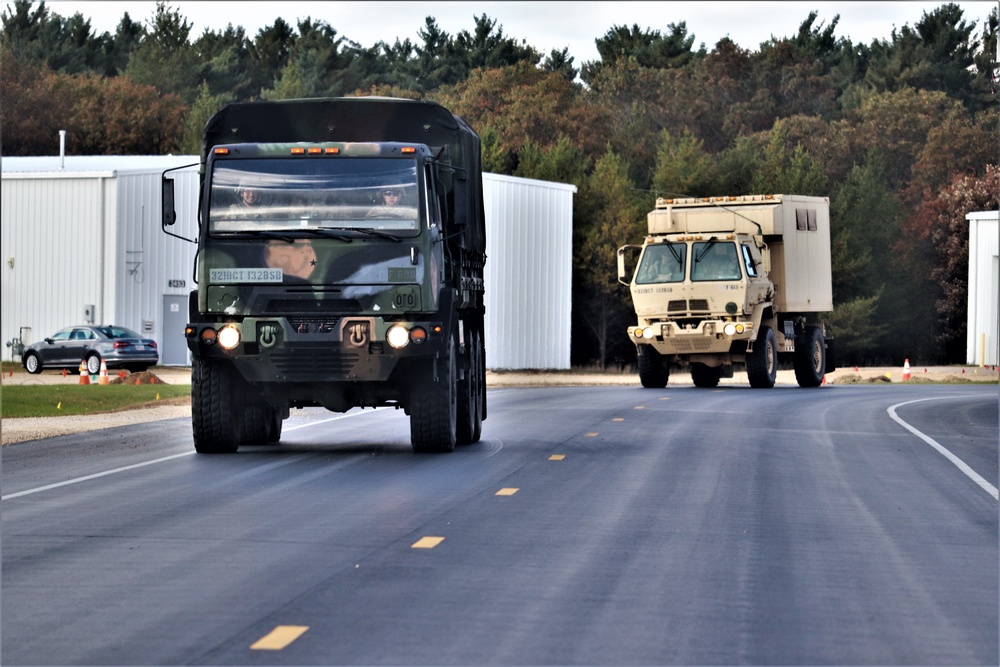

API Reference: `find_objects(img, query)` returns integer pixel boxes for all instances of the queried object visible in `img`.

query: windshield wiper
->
[214,229,354,242]
[335,227,403,243]
[694,239,717,263]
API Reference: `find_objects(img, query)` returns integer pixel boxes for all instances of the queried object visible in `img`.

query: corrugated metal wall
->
[1,174,111,351]
[966,211,999,366]
[113,169,200,363]
[483,173,576,369]
[3,160,574,370]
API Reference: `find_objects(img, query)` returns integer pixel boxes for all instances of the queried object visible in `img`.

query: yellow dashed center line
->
[411,536,445,549]
[251,625,309,650]
[585,432,599,437]
[496,487,519,496]
[549,454,566,461]
[612,417,624,422]
[634,405,645,410]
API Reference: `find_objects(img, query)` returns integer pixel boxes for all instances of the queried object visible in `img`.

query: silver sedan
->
[21,325,159,375]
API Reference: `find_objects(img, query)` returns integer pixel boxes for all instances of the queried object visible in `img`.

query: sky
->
[34,1,999,64]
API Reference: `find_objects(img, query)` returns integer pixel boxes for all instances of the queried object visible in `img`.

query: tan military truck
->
[617,194,835,388]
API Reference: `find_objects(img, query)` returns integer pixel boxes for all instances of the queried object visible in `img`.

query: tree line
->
[2,0,998,367]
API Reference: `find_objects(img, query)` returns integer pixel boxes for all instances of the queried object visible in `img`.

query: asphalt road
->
[2,384,997,666]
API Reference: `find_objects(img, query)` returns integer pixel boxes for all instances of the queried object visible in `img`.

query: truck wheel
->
[746,325,777,388]
[637,345,669,388]
[794,325,826,388]
[457,329,483,446]
[241,402,275,445]
[268,410,284,443]
[191,357,242,453]
[690,362,721,388]
[410,340,457,453]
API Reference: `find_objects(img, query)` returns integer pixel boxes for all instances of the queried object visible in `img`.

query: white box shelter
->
[966,210,999,366]
[2,158,575,370]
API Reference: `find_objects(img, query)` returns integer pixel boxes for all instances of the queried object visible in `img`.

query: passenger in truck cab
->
[228,181,265,218]
[366,188,410,219]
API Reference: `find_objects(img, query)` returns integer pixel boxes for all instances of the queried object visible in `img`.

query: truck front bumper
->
[627,320,755,355]
[186,316,446,383]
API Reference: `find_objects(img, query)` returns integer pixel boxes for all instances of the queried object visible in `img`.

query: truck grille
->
[668,299,711,314]
[268,350,359,377]
[688,299,710,312]
[287,317,339,334]
[265,298,361,315]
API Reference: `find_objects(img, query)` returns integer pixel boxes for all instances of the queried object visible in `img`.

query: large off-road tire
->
[690,362,721,388]
[794,325,826,388]
[241,402,275,445]
[637,345,669,388]
[191,357,243,453]
[268,411,284,443]
[410,340,457,453]
[457,329,484,446]
[746,325,778,388]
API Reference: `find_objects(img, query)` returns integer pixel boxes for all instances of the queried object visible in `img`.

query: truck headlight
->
[642,327,656,340]
[218,325,241,350]
[723,323,746,336]
[386,324,410,349]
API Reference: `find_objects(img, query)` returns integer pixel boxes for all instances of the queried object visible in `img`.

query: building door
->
[161,295,189,366]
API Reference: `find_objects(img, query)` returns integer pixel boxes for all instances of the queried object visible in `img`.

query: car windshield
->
[208,158,420,235]
[96,326,142,339]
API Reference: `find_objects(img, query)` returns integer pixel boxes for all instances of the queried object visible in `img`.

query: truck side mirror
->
[618,245,643,285]
[618,245,628,285]
[162,178,177,226]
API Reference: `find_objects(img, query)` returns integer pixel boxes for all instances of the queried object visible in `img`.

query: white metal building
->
[483,173,576,369]
[2,156,575,370]
[966,209,999,367]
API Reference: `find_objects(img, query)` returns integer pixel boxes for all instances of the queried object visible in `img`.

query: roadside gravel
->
[2,365,996,445]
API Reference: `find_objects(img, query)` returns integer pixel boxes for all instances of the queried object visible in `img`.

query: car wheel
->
[24,352,42,374]
[85,354,101,375]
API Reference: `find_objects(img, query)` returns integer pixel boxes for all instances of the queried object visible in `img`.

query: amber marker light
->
[325,147,340,154]
[401,147,416,154]
[291,147,306,155]
[307,147,322,154]
[213,148,229,155]
[200,328,217,345]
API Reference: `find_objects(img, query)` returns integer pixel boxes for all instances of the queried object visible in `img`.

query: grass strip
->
[1,384,191,418]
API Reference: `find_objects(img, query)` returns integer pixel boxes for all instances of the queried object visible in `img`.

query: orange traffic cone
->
[98,359,110,385]
[902,358,911,381]
[78,360,90,385]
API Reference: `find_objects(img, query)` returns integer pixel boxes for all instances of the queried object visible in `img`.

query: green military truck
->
[162,97,486,452]
[618,194,835,388]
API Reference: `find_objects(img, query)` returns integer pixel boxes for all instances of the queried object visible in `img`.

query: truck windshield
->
[208,158,420,235]
[691,241,742,281]
[635,243,687,284]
